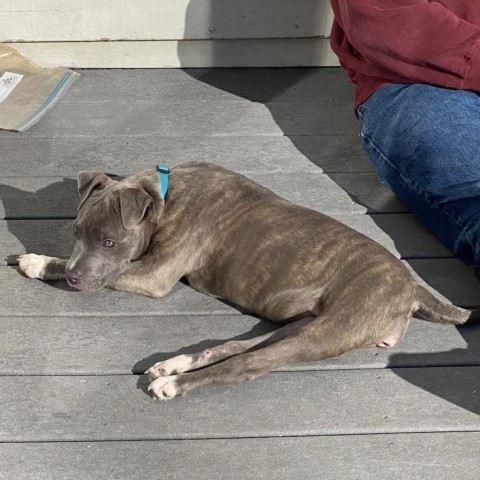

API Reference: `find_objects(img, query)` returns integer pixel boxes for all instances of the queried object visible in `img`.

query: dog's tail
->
[413,285,480,325]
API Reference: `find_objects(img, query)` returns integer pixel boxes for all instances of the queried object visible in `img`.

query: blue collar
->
[156,164,170,200]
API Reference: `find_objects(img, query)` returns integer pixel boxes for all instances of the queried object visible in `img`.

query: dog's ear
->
[77,171,111,210]
[118,188,154,230]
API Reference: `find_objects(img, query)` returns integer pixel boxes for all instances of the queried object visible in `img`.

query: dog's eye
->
[103,240,115,248]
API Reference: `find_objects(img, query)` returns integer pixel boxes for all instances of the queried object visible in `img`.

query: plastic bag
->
[0,44,79,131]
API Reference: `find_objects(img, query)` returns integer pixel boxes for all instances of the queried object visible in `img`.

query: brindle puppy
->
[18,162,480,400]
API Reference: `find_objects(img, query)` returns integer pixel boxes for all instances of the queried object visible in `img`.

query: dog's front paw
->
[145,355,193,382]
[147,375,178,400]
[18,254,50,279]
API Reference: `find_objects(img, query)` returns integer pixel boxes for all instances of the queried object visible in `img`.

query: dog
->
[18,161,480,400]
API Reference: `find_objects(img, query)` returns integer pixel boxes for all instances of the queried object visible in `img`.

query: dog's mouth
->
[66,265,130,292]
[65,257,130,292]
[66,277,106,292]
[65,269,111,292]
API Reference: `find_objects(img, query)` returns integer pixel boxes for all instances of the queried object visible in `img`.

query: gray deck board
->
[0,316,477,375]
[59,68,356,104]
[0,135,371,176]
[1,136,317,176]
[0,68,478,478]
[5,100,356,138]
[0,368,478,442]
[1,433,479,480]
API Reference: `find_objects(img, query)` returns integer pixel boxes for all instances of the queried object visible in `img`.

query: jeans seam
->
[361,131,477,254]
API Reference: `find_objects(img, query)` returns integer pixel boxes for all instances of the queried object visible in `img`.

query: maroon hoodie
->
[330,0,480,109]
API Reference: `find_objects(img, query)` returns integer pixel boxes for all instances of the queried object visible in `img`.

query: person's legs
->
[357,83,480,265]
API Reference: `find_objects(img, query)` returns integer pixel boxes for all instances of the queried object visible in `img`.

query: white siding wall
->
[0,0,337,68]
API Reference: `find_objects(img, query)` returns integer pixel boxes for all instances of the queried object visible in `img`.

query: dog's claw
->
[145,355,193,382]
[148,375,178,400]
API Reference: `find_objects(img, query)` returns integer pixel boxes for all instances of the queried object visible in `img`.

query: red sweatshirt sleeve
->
[331,0,480,91]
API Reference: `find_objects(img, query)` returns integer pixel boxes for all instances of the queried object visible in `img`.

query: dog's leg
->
[106,257,182,298]
[146,317,314,380]
[147,335,323,400]
[146,333,277,380]
[18,254,67,280]
[147,315,382,400]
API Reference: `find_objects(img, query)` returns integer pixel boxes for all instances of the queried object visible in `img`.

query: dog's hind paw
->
[18,253,49,279]
[145,355,193,381]
[148,375,178,400]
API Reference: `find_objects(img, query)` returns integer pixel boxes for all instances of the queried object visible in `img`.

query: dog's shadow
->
[0,179,77,222]
[388,323,480,415]
[0,175,123,290]
[0,179,78,291]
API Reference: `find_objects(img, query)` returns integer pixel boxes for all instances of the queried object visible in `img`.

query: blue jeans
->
[357,83,480,265]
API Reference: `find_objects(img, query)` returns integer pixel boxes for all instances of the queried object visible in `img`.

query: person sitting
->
[330,0,480,265]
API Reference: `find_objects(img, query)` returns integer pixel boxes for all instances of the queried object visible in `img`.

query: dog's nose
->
[66,269,82,286]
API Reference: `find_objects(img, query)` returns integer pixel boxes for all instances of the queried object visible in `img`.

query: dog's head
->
[65,171,163,291]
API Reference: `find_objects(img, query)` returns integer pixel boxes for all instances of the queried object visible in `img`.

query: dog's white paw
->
[145,355,193,381]
[147,375,178,400]
[18,254,49,279]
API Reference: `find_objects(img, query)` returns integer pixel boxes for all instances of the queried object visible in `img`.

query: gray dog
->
[19,161,479,400]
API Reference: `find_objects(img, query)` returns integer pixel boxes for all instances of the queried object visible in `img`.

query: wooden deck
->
[0,68,479,479]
